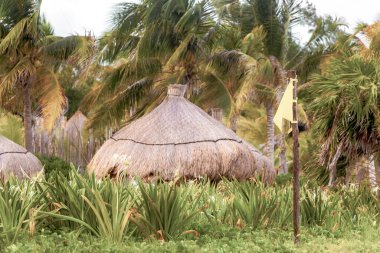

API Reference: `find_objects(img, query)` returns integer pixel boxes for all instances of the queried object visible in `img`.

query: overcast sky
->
[41,0,380,38]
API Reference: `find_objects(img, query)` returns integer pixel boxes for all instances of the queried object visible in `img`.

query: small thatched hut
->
[88,84,274,181]
[64,111,88,143]
[0,135,43,179]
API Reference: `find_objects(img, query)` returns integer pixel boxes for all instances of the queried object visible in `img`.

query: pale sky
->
[41,0,380,38]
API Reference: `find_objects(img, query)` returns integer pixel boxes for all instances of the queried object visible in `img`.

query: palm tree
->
[305,21,380,186]
[0,0,94,151]
[205,0,344,170]
[84,0,217,128]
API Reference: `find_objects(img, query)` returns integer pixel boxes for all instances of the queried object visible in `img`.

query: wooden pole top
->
[287,70,297,79]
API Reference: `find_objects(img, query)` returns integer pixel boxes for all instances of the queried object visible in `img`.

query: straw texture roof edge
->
[0,135,43,179]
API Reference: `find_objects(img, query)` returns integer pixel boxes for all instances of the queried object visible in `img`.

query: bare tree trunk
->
[23,84,33,151]
[279,136,288,174]
[265,104,275,167]
[352,155,378,191]
[355,156,368,184]
[345,159,356,185]
[368,155,377,191]
[328,143,343,187]
[230,113,237,132]
[375,155,380,186]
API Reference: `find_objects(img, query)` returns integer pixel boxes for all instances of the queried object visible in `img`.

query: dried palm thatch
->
[243,141,276,182]
[0,135,42,180]
[88,84,274,181]
[64,111,88,143]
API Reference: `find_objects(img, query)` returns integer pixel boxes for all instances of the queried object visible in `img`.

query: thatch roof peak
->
[168,84,187,97]
[112,85,240,145]
[0,135,42,179]
[89,84,274,181]
[65,111,88,141]
[66,111,87,127]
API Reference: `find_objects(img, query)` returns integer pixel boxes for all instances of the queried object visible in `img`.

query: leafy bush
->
[37,155,72,179]
[275,173,293,186]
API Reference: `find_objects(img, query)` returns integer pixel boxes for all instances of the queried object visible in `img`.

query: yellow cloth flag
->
[274,78,296,132]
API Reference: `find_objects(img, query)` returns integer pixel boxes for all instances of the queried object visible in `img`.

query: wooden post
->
[289,70,300,244]
[211,108,223,122]
[88,129,94,161]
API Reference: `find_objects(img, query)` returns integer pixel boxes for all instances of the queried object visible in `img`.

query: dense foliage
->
[36,155,72,179]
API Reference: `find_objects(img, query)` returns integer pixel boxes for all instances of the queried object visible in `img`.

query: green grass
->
[3,224,380,253]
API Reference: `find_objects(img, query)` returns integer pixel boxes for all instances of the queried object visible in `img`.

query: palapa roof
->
[88,84,274,181]
[64,111,88,142]
[0,135,43,179]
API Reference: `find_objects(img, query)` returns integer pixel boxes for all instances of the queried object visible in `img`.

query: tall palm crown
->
[85,0,217,128]
[305,21,380,185]
[0,0,94,151]
[204,0,345,169]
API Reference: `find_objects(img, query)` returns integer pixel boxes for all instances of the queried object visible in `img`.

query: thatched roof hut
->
[88,84,274,181]
[64,111,88,143]
[0,135,42,179]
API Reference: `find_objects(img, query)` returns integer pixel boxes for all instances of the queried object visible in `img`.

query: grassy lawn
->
[4,224,380,253]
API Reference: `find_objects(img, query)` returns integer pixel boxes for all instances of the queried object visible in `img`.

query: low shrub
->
[37,155,73,179]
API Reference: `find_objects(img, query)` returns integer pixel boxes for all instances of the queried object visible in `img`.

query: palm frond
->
[0,57,36,98]
[35,68,66,131]
[175,1,215,35]
[0,13,38,54]
[42,35,95,65]
[87,78,154,129]
[241,26,266,58]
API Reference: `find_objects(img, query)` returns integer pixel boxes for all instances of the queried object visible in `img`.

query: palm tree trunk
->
[368,155,377,191]
[355,156,368,184]
[265,104,275,167]
[345,158,358,185]
[375,155,380,186]
[353,155,377,191]
[328,143,343,187]
[279,135,288,174]
[230,113,237,132]
[23,84,33,151]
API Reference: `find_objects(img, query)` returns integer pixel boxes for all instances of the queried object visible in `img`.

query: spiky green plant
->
[300,187,340,228]
[0,177,47,242]
[40,171,134,242]
[229,181,292,229]
[132,180,202,241]
[201,181,234,227]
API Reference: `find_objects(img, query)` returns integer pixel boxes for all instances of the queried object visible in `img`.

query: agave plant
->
[0,177,47,242]
[300,187,340,228]
[340,185,379,225]
[40,171,134,242]
[228,180,292,229]
[201,181,234,227]
[132,180,202,241]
